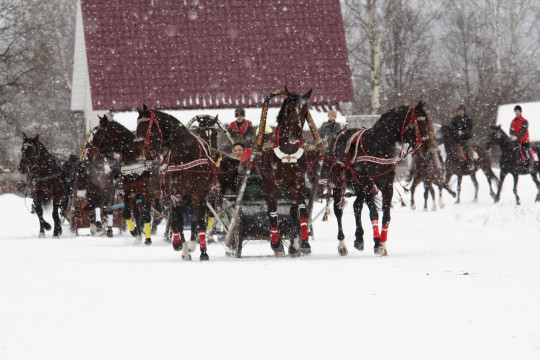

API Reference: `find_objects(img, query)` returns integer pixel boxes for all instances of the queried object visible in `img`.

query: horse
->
[136,105,213,261]
[77,143,118,236]
[92,115,160,245]
[436,125,498,203]
[252,88,316,257]
[18,133,65,237]
[329,101,429,256]
[409,118,456,211]
[486,125,540,205]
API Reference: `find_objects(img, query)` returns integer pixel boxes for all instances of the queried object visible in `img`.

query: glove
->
[457,130,463,136]
[510,135,517,141]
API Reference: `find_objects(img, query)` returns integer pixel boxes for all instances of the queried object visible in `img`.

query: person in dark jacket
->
[319,109,342,149]
[510,105,534,172]
[451,104,474,171]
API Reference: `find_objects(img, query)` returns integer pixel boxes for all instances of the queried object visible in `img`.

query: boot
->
[528,157,535,172]
[466,160,474,171]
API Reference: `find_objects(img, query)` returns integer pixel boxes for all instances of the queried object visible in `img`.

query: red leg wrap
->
[300,218,309,241]
[198,230,207,249]
[271,226,279,244]
[381,225,389,243]
[172,232,181,245]
[372,220,380,239]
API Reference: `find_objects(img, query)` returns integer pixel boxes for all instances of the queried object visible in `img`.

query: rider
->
[510,105,534,172]
[228,108,255,145]
[451,104,474,171]
[319,109,342,149]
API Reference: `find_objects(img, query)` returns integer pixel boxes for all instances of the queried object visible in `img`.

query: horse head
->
[19,133,40,174]
[93,115,118,157]
[277,87,312,145]
[486,124,508,150]
[136,104,162,154]
[401,100,429,148]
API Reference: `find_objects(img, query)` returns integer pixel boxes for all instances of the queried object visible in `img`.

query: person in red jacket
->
[227,108,255,145]
[510,105,534,171]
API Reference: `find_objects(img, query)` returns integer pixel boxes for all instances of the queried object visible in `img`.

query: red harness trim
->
[230,120,251,138]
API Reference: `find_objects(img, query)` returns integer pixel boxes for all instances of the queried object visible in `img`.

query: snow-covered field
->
[1,172,540,360]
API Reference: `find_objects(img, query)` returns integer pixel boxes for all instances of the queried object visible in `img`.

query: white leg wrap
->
[95,207,101,222]
[108,214,113,227]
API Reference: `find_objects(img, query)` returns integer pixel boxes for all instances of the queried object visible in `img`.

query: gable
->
[80,0,354,111]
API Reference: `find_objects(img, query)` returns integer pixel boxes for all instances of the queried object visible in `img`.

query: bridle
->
[400,107,428,153]
[274,95,308,147]
[137,110,163,158]
[21,142,39,166]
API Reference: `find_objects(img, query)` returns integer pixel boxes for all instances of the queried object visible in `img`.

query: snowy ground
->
[1,171,540,360]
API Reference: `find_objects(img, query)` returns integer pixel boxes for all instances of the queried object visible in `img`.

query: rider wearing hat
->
[451,104,474,171]
[228,108,255,145]
[319,109,342,149]
[510,105,534,171]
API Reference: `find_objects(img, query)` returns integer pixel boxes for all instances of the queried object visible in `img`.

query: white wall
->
[497,101,540,141]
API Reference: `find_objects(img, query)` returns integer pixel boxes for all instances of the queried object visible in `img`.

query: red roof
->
[81,0,354,111]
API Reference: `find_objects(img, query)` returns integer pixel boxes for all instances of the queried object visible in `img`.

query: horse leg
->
[34,201,50,237]
[142,197,152,246]
[170,203,189,260]
[333,186,345,242]
[512,174,521,205]
[365,192,380,252]
[470,173,479,203]
[423,183,430,211]
[52,200,62,237]
[123,193,139,238]
[192,194,209,261]
[456,175,462,204]
[494,171,507,203]
[352,192,367,252]
[105,208,114,237]
[375,187,392,256]
[298,199,311,255]
[530,171,540,202]
[410,178,417,210]
[131,197,143,245]
[288,203,301,257]
[437,181,445,209]
[266,191,284,257]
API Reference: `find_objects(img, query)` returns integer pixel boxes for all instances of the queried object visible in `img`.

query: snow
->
[113,107,346,132]
[497,101,540,141]
[1,172,540,359]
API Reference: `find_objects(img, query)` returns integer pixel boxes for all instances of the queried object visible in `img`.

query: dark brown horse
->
[437,125,498,203]
[254,89,314,257]
[486,125,540,204]
[136,105,213,261]
[18,133,65,237]
[92,115,159,245]
[77,143,118,236]
[329,102,429,256]
[410,128,456,210]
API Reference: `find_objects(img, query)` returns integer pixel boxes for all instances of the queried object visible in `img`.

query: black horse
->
[329,101,429,256]
[136,105,213,261]
[18,133,65,237]
[486,125,540,204]
[437,125,498,203]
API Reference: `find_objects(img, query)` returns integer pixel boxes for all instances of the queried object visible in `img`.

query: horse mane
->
[152,109,189,132]
[109,120,135,142]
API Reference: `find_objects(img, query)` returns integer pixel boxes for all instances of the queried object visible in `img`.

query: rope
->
[79,126,99,163]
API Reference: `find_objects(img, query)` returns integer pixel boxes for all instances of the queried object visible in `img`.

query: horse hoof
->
[300,240,311,255]
[188,240,197,253]
[289,245,299,258]
[354,239,364,251]
[411,204,416,210]
[338,246,348,256]
[134,235,143,246]
[374,243,388,256]
[144,238,152,246]
[172,240,182,251]
[106,227,113,237]
[182,253,192,261]
[200,250,209,261]
[39,232,45,238]
[274,250,286,257]
[423,207,428,212]
[130,228,139,238]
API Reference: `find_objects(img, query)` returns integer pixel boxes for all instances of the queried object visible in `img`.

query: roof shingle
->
[81,0,354,111]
